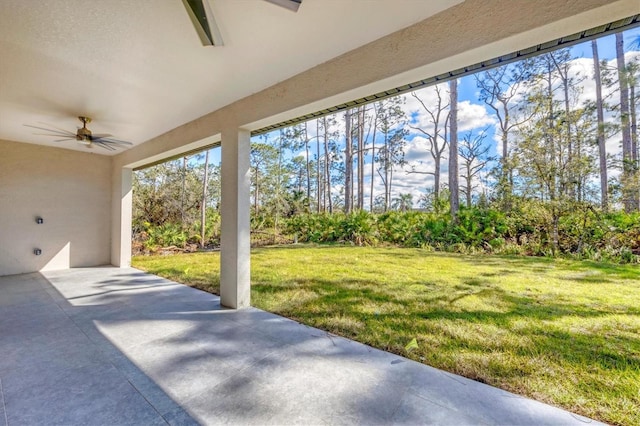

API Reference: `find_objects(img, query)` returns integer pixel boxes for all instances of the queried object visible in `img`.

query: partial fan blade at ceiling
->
[92,137,132,146]
[24,124,76,137]
[94,143,116,151]
[94,140,129,151]
[182,0,223,46]
[183,0,301,48]
[34,132,74,138]
[264,0,302,12]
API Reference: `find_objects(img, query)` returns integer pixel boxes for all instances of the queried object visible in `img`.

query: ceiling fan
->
[25,116,132,151]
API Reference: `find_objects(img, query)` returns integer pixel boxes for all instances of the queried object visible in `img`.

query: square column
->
[220,128,251,308]
[111,167,133,267]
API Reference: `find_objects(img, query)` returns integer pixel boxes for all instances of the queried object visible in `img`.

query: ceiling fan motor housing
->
[76,127,91,140]
[76,116,92,143]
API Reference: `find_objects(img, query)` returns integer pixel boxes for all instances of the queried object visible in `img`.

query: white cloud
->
[457,100,496,131]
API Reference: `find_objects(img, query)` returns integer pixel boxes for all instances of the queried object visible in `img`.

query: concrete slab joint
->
[220,127,251,309]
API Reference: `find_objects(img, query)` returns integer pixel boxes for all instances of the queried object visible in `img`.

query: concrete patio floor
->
[0,267,602,425]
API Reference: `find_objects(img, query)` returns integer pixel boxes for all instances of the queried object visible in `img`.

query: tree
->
[475,60,536,207]
[132,154,220,248]
[284,124,312,211]
[250,142,279,215]
[459,131,492,208]
[391,193,413,212]
[375,97,407,211]
[356,105,366,210]
[616,32,635,211]
[180,156,188,223]
[409,86,449,201]
[369,104,379,211]
[449,78,459,218]
[320,115,339,213]
[316,115,339,213]
[592,39,609,210]
[626,59,639,210]
[200,149,209,248]
[550,48,586,199]
[315,120,322,213]
[514,52,596,251]
[344,109,353,213]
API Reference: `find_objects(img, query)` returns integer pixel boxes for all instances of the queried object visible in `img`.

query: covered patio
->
[0,268,602,425]
[1,0,637,307]
[1,0,638,424]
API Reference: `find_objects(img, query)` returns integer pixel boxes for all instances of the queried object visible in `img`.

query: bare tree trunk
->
[254,169,260,214]
[275,131,284,231]
[344,109,353,213]
[631,83,639,210]
[181,156,187,224]
[465,174,472,208]
[550,55,574,198]
[316,119,324,213]
[370,112,378,212]
[449,79,459,218]
[632,83,638,165]
[410,89,447,202]
[433,154,441,202]
[357,106,365,210]
[546,61,557,204]
[616,32,634,212]
[389,166,394,208]
[323,117,333,213]
[200,149,209,248]
[542,59,559,252]
[592,40,608,211]
[383,131,390,211]
[500,105,511,200]
[303,123,311,211]
[561,64,573,198]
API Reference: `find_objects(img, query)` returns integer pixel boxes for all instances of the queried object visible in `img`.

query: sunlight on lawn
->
[132,246,640,426]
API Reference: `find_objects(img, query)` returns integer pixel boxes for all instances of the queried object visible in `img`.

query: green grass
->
[132,245,640,425]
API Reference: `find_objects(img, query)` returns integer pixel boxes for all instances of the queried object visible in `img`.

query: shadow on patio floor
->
[0,267,602,425]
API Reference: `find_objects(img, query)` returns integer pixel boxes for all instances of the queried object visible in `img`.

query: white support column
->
[111,166,133,267]
[220,128,251,309]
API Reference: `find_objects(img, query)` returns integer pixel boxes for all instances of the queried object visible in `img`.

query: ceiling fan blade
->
[93,141,116,151]
[44,123,78,136]
[24,124,76,137]
[54,138,76,142]
[33,131,75,138]
[182,0,223,46]
[264,0,302,12]
[91,133,113,138]
[92,137,133,146]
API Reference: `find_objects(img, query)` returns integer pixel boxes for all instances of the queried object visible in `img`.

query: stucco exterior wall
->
[0,140,111,275]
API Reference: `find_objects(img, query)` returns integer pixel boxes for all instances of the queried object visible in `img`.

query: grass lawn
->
[132,245,640,425]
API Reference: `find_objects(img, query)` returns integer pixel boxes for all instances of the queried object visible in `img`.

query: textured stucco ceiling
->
[0,0,463,155]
